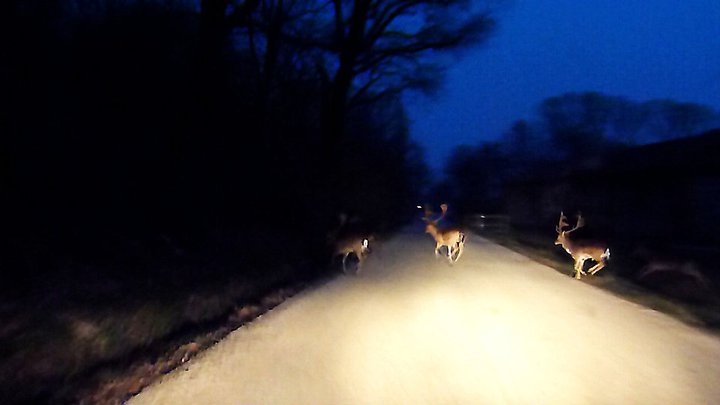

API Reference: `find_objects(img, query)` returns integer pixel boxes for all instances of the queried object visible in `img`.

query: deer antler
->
[556,212,570,233]
[423,204,450,224]
[437,204,448,222]
[565,214,585,234]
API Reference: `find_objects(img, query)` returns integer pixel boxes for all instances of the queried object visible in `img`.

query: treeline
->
[439,91,720,216]
[1,0,495,286]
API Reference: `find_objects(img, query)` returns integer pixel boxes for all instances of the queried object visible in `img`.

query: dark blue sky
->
[404,0,720,173]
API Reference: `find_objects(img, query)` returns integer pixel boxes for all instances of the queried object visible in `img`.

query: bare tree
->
[282,0,497,152]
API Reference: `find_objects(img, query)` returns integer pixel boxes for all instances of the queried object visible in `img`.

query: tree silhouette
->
[2,0,437,281]
[258,0,497,151]
[189,0,496,152]
[440,91,720,223]
[641,100,719,141]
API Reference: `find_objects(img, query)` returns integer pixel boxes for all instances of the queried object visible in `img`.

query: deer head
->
[422,204,448,235]
[554,212,585,245]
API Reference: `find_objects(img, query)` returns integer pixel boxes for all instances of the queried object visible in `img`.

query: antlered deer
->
[555,212,610,279]
[423,204,466,264]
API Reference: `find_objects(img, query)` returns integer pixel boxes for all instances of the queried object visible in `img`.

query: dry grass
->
[0,259,312,404]
[74,285,304,405]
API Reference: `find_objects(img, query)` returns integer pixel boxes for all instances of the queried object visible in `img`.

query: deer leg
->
[447,244,455,265]
[574,258,587,279]
[588,261,605,275]
[454,242,464,262]
[579,258,588,274]
[573,260,580,278]
[435,243,441,258]
[342,253,350,274]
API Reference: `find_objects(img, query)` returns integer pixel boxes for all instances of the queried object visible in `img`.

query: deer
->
[422,204,466,264]
[555,212,610,279]
[334,234,373,274]
[632,246,711,291]
[328,213,373,275]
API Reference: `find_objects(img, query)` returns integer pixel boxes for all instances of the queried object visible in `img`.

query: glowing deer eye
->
[362,239,368,247]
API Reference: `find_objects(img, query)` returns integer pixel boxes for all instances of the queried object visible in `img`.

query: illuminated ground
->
[130,232,720,405]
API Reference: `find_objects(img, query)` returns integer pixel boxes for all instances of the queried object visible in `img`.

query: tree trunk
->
[258,0,284,135]
[200,0,230,62]
[321,0,371,157]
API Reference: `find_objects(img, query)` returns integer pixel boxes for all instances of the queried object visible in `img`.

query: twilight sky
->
[404,0,720,173]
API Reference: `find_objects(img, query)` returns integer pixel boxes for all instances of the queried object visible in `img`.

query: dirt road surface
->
[131,232,720,405]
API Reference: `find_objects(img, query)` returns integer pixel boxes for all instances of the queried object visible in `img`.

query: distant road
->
[131,232,720,405]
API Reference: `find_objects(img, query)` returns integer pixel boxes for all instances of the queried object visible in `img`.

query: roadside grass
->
[70,280,308,405]
[0,234,331,404]
[474,226,720,333]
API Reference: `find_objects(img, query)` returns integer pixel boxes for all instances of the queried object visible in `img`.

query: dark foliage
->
[437,91,720,220]
[1,1,498,400]
[0,0,491,401]
[0,0,440,293]
[438,90,720,302]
